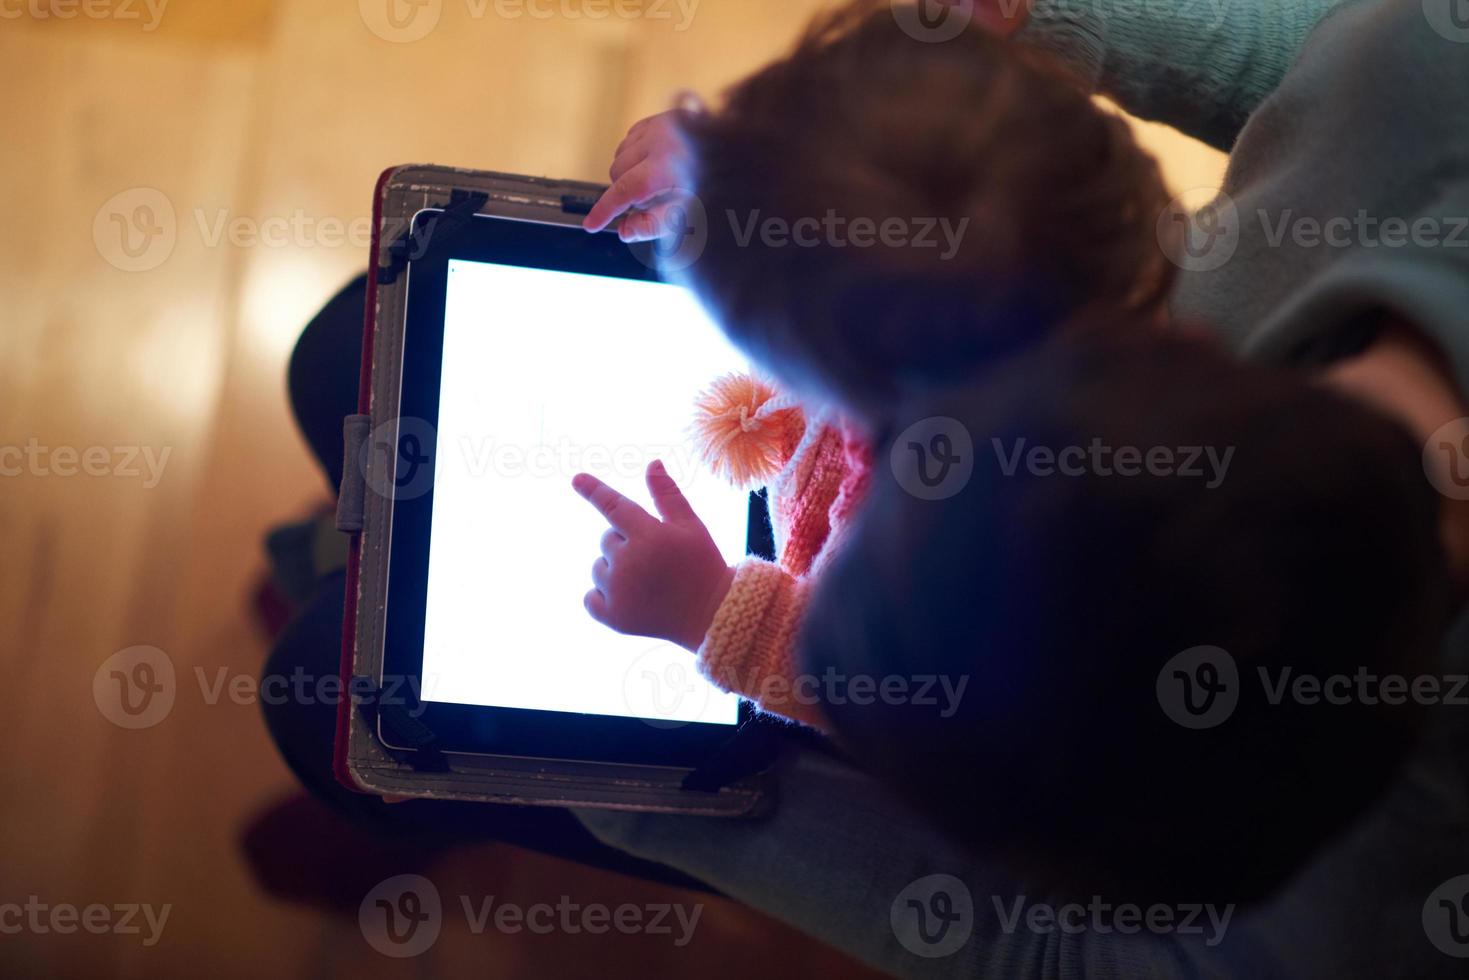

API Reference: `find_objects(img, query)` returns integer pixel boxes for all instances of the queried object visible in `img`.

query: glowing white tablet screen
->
[420,258,746,726]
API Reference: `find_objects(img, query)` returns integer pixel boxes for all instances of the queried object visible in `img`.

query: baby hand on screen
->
[582,106,698,243]
[572,460,735,653]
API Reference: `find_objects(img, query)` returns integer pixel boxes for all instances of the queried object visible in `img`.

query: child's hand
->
[938,0,1029,36]
[573,460,735,652]
[582,107,697,243]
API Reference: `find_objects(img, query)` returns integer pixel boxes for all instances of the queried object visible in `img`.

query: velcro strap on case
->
[337,414,372,533]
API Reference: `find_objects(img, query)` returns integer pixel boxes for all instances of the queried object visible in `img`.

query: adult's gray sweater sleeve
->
[1020,0,1348,150]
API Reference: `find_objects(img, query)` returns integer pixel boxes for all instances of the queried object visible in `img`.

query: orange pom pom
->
[691,373,806,488]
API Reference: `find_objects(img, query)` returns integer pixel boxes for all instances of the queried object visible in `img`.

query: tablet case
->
[331,165,773,816]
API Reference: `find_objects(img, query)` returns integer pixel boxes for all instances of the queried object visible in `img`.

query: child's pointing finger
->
[572,472,654,534]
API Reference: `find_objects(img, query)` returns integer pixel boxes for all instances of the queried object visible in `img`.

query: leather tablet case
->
[330,165,772,816]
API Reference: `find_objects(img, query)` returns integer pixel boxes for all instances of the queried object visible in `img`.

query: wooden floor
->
[0,3,1223,977]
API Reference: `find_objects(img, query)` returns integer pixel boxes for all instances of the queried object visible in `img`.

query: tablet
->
[381,208,762,767]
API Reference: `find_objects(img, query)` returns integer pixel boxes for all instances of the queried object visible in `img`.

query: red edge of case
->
[332,166,395,793]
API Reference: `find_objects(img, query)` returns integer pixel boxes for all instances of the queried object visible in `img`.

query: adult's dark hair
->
[675,0,1175,420]
[800,335,1452,905]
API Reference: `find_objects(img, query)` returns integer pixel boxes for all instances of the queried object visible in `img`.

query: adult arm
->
[1017,0,1350,150]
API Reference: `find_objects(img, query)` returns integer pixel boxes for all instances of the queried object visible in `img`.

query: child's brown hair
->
[674,0,1175,418]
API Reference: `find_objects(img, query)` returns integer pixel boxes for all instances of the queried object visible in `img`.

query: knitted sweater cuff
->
[696,558,827,730]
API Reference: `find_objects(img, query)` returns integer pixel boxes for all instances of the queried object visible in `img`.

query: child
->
[574,0,1175,726]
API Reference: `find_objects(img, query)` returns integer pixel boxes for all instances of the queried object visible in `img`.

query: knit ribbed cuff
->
[697,559,827,729]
